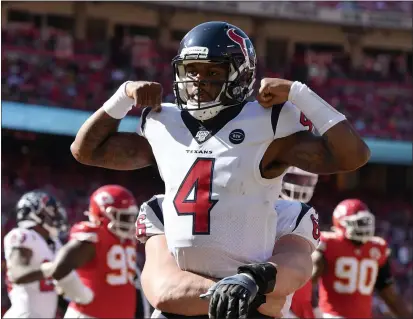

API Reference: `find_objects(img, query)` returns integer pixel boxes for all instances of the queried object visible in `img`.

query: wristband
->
[288,81,346,135]
[103,81,134,119]
[238,262,277,294]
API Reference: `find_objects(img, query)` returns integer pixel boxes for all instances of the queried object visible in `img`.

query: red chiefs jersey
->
[68,222,137,318]
[318,231,389,318]
[290,280,314,318]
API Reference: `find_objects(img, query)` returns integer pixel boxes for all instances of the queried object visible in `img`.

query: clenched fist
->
[256,78,293,108]
[126,81,163,112]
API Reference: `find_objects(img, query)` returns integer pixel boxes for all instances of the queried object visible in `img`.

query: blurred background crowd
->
[1,1,412,317]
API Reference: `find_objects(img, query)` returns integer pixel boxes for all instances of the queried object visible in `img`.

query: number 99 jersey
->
[317,231,392,318]
[137,101,309,278]
[67,222,137,318]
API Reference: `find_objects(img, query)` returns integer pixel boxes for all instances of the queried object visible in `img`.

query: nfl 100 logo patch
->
[195,130,210,143]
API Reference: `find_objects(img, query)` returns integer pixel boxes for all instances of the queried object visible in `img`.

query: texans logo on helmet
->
[227,28,250,66]
[40,194,50,207]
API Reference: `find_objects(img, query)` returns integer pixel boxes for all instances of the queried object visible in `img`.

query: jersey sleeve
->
[69,222,100,243]
[370,236,391,266]
[3,228,38,259]
[317,231,332,252]
[137,107,153,137]
[272,101,312,139]
[274,200,320,251]
[135,194,165,243]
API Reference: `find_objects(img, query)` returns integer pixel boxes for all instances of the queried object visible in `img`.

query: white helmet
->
[281,167,318,203]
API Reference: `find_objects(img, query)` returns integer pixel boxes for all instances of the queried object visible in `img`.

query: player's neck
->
[31,225,50,241]
[350,239,363,246]
[197,102,245,126]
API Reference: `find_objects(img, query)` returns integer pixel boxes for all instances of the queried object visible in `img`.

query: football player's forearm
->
[51,240,95,280]
[379,285,412,318]
[317,121,370,172]
[12,269,45,284]
[288,82,370,172]
[142,270,215,315]
[266,251,312,298]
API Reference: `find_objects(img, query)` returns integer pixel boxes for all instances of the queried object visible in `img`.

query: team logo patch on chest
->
[369,247,381,260]
[229,129,245,144]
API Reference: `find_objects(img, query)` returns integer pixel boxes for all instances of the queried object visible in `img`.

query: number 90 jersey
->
[68,222,137,318]
[317,231,391,318]
[138,101,309,278]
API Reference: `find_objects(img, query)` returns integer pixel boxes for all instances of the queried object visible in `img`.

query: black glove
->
[200,273,259,319]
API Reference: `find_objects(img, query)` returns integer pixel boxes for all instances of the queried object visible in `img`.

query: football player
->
[312,199,411,318]
[12,185,139,318]
[72,20,369,309]
[136,195,320,318]
[3,191,67,318]
[280,167,319,319]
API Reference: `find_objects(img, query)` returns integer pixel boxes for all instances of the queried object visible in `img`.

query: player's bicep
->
[275,131,341,174]
[273,234,313,256]
[141,235,179,295]
[52,239,96,280]
[143,235,176,270]
[91,132,154,171]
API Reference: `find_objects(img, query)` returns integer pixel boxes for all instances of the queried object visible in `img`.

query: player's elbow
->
[339,138,371,172]
[147,281,176,312]
[70,142,83,162]
[350,141,370,170]
[147,278,189,313]
[271,254,313,297]
[141,269,172,312]
[152,295,173,313]
[290,257,313,289]
[70,142,93,165]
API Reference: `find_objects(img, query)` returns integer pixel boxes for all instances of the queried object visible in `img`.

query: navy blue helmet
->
[16,190,68,237]
[172,21,257,120]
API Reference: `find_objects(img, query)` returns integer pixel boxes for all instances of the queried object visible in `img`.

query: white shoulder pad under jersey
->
[3,228,40,260]
[273,101,311,139]
[137,103,178,137]
[135,194,165,243]
[274,200,320,251]
[137,101,310,139]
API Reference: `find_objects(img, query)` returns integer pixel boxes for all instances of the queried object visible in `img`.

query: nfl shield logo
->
[196,131,209,142]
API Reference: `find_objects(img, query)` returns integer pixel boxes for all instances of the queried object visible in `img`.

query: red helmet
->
[332,199,375,243]
[281,167,318,203]
[88,185,138,240]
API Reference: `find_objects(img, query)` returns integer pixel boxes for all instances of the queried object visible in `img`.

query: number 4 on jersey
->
[173,158,218,235]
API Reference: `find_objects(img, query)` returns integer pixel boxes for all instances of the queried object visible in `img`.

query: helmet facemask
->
[340,211,375,243]
[105,206,138,240]
[172,50,255,121]
[281,171,318,204]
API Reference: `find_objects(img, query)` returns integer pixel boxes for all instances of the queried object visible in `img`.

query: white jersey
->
[137,196,320,318]
[3,228,62,318]
[137,100,308,278]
